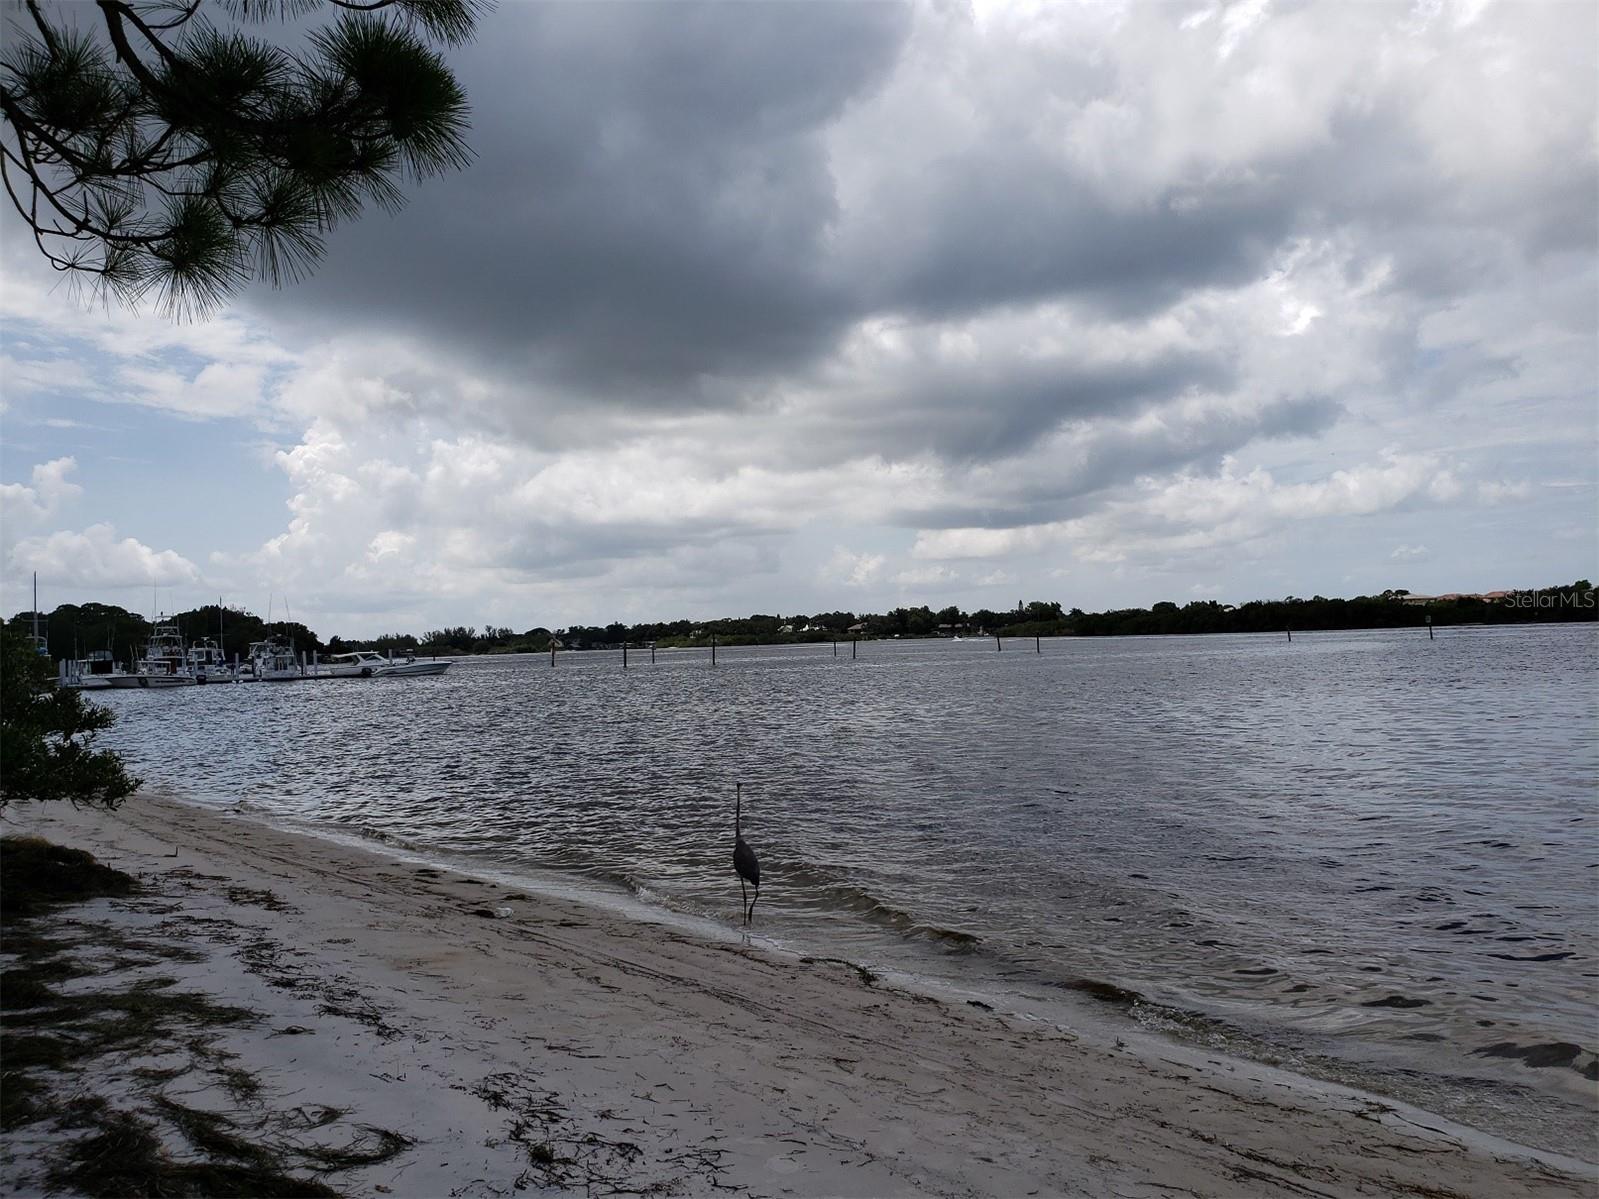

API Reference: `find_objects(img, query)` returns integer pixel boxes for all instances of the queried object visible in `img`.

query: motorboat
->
[319,650,450,678]
[186,638,236,684]
[317,650,386,678]
[106,620,197,688]
[242,638,304,682]
[59,649,123,690]
[376,654,450,677]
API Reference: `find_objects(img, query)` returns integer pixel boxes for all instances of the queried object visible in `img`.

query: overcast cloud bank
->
[2,0,1594,635]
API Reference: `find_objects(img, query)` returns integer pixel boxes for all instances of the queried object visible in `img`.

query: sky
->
[1,0,1595,638]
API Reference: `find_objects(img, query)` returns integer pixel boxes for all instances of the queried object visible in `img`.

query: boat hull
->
[374,661,451,677]
[106,674,197,689]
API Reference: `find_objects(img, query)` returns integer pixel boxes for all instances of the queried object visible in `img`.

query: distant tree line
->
[1069,582,1595,636]
[8,602,323,667]
[9,582,1592,664]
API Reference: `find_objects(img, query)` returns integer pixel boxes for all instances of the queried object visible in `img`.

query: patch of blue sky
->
[2,319,294,576]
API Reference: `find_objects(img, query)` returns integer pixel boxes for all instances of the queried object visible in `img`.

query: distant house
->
[847,622,868,633]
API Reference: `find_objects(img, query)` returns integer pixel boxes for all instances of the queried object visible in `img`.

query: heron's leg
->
[740,879,748,925]
[747,886,759,925]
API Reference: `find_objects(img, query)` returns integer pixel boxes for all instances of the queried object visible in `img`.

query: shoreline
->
[5,792,1595,1197]
[125,784,1599,1163]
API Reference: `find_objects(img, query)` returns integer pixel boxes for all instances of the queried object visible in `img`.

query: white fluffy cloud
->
[0,457,81,527]
[115,362,269,421]
[821,549,888,590]
[10,523,200,588]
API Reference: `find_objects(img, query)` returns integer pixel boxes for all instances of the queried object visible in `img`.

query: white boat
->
[59,649,123,690]
[374,654,450,678]
[319,650,450,678]
[315,650,384,678]
[242,638,304,682]
[106,620,197,688]
[186,639,236,684]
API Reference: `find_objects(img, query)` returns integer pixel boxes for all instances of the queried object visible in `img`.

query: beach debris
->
[459,1071,728,1194]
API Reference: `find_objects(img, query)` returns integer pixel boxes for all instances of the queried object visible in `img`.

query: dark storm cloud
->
[846,147,1298,324]
[247,0,1301,426]
[819,347,1237,465]
[252,1,912,404]
[887,394,1342,530]
[235,0,1593,479]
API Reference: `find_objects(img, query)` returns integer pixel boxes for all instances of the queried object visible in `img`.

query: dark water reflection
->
[94,624,1599,1152]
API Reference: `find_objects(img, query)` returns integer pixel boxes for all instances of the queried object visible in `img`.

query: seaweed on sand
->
[2,838,417,1196]
[48,1098,341,1199]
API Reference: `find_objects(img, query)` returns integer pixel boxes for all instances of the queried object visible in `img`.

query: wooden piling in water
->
[623,642,628,669]
[550,641,556,667]
[996,634,1002,652]
[1427,615,1434,640]
[851,637,857,660]
[712,636,717,667]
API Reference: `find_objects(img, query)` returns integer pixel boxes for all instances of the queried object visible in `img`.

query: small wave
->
[1055,977,1145,1007]
[905,924,982,951]
[341,823,413,850]
[576,862,653,899]
[812,881,982,950]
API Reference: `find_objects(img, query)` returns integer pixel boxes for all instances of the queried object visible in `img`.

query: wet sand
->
[5,792,1594,1198]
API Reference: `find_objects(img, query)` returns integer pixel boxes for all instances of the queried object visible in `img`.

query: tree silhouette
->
[1,0,478,315]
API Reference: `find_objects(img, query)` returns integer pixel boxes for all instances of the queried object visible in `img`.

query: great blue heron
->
[734,782,761,925]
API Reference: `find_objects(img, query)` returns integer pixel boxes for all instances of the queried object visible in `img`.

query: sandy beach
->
[3,792,1593,1199]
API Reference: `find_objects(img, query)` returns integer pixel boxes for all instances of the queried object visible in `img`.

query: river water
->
[91,624,1599,1155]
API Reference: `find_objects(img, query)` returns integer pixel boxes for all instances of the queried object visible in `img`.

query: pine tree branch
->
[93,1,175,96]
[24,0,63,57]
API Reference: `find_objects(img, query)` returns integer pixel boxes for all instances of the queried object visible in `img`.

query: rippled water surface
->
[92,625,1599,1152]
